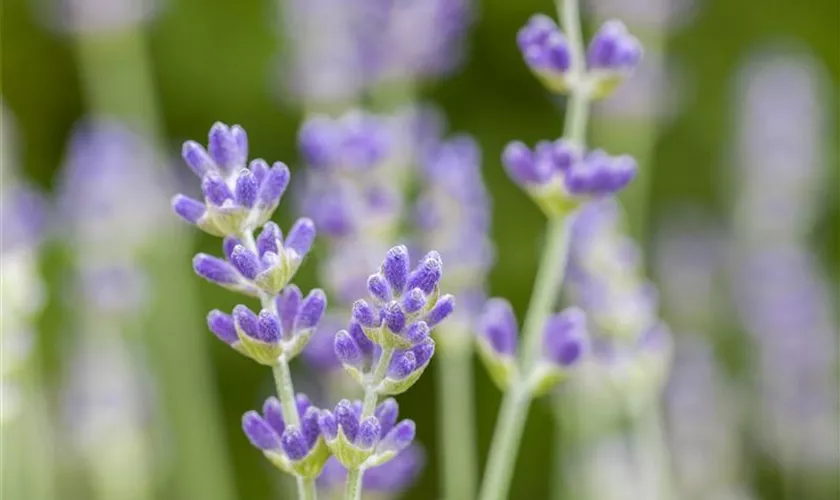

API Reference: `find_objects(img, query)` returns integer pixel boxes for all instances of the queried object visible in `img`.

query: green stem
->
[272,359,302,427]
[344,468,363,500]
[297,477,318,500]
[478,0,590,498]
[436,337,478,500]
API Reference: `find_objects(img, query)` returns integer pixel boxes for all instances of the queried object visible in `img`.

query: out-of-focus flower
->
[730,49,839,474]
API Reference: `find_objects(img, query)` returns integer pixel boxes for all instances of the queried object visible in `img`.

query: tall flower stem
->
[436,331,478,500]
[478,1,589,498]
[71,26,235,500]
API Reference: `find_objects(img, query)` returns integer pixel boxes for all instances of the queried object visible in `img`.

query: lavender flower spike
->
[171,123,290,237]
[319,398,416,470]
[501,140,637,217]
[241,395,329,478]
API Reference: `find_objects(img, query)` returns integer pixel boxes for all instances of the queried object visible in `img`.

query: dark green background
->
[2,0,838,498]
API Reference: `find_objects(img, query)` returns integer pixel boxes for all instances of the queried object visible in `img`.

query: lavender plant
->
[475,2,643,498]
[172,123,454,499]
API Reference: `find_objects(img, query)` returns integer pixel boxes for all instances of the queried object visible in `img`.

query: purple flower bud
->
[383,302,407,333]
[208,122,245,174]
[479,298,519,356]
[367,274,392,303]
[301,407,321,448]
[389,351,417,379]
[587,20,641,72]
[276,285,303,334]
[298,116,335,169]
[202,174,234,206]
[263,397,286,436]
[383,245,410,292]
[411,340,435,367]
[295,393,312,417]
[348,321,375,357]
[193,254,239,285]
[426,294,455,328]
[564,151,637,195]
[297,289,327,330]
[242,411,281,451]
[172,194,206,224]
[231,125,248,165]
[335,400,359,441]
[375,399,399,436]
[249,159,269,185]
[404,322,430,344]
[502,141,541,185]
[258,310,282,343]
[406,251,443,294]
[335,330,364,367]
[281,428,310,460]
[319,410,338,440]
[207,309,238,345]
[234,170,258,208]
[222,236,241,260]
[517,15,572,73]
[233,305,261,341]
[182,140,215,177]
[353,299,380,328]
[258,162,291,207]
[230,245,261,279]
[257,222,282,257]
[285,217,316,258]
[380,420,416,453]
[401,289,426,314]
[357,417,381,449]
[543,307,588,367]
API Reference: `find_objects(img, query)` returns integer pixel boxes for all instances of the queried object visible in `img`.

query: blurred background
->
[1,0,838,499]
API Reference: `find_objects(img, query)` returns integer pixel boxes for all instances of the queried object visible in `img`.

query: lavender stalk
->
[478,0,643,497]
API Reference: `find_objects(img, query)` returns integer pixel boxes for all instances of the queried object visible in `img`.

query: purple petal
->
[479,298,519,356]
[319,410,338,440]
[285,218,316,258]
[406,251,443,295]
[262,397,286,436]
[172,195,206,224]
[258,310,282,343]
[258,162,290,206]
[234,170,258,208]
[257,222,282,257]
[296,289,327,331]
[201,174,234,206]
[367,274,392,303]
[232,305,261,341]
[207,309,238,345]
[193,254,239,285]
[276,285,303,334]
[335,400,359,442]
[356,417,381,449]
[375,399,399,437]
[181,140,215,177]
[543,307,588,367]
[383,245,410,293]
[352,299,379,328]
[242,411,281,451]
[280,428,310,460]
[426,294,455,328]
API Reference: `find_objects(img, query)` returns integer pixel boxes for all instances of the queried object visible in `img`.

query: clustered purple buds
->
[476,298,589,393]
[502,140,636,217]
[319,398,416,469]
[207,285,326,364]
[517,15,641,98]
[192,219,316,296]
[241,394,330,478]
[172,122,291,237]
[334,245,454,395]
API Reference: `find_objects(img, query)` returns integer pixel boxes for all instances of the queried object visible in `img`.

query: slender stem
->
[436,335,478,500]
[478,1,590,498]
[296,477,318,500]
[344,468,363,500]
[272,359,302,427]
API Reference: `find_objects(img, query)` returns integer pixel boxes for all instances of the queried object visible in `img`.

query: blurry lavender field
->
[1,0,838,499]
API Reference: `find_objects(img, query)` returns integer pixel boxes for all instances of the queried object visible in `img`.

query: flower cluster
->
[337,246,453,394]
[318,398,415,470]
[242,394,330,478]
[172,123,454,490]
[518,15,642,97]
[477,299,589,395]
[502,140,636,216]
